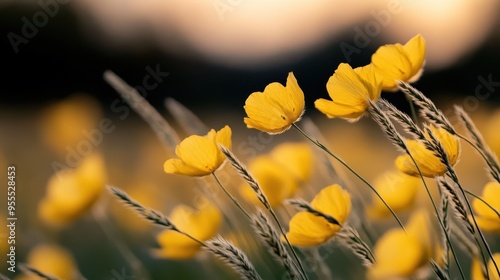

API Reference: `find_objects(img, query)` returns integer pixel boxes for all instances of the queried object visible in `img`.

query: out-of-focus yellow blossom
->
[285,184,351,246]
[369,228,424,279]
[154,199,222,259]
[473,182,500,232]
[396,125,460,177]
[240,155,298,208]
[164,125,231,176]
[366,170,419,218]
[371,34,426,91]
[244,72,305,134]
[471,253,500,280]
[38,153,107,227]
[369,209,438,279]
[315,63,382,122]
[17,244,79,280]
[269,142,313,182]
[39,93,102,155]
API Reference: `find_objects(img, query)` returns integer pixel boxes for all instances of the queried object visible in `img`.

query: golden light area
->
[71,0,499,68]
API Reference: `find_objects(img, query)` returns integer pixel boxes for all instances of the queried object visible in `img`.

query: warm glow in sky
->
[41,0,500,68]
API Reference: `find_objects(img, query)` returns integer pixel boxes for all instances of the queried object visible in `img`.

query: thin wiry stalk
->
[427,127,499,277]
[286,198,341,226]
[454,105,500,183]
[108,186,176,230]
[164,97,209,135]
[367,103,465,280]
[103,71,179,151]
[291,123,406,233]
[212,172,252,220]
[397,81,455,135]
[205,237,263,280]
[336,226,376,267]
[430,260,450,280]
[251,210,301,280]
[18,263,59,280]
[464,189,500,219]
[219,146,309,280]
[439,193,450,278]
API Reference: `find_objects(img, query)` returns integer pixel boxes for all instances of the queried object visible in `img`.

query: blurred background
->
[1,0,500,279]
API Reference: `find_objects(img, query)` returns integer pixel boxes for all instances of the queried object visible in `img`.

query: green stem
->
[292,123,406,232]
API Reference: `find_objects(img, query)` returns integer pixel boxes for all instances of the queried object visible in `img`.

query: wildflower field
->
[2,33,500,280]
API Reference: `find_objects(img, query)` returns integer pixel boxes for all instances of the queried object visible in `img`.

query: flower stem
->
[292,123,406,232]
[212,173,252,220]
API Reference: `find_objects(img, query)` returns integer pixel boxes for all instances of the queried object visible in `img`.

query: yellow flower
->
[240,155,299,208]
[366,170,419,218]
[39,93,102,155]
[269,142,313,182]
[471,253,500,280]
[369,208,439,279]
[371,34,426,91]
[315,63,382,122]
[285,184,351,246]
[368,228,424,279]
[244,72,305,134]
[473,182,500,232]
[155,200,222,259]
[18,244,79,280]
[38,153,106,227]
[164,125,232,176]
[396,125,460,177]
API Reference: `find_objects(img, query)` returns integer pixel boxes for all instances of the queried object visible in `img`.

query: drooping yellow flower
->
[473,182,500,232]
[285,184,351,246]
[154,199,222,260]
[371,34,426,91]
[471,253,500,280]
[396,124,460,177]
[164,125,232,176]
[240,155,299,208]
[269,142,313,182]
[244,72,305,134]
[38,152,106,228]
[315,63,382,122]
[17,244,79,280]
[369,208,439,279]
[366,170,419,218]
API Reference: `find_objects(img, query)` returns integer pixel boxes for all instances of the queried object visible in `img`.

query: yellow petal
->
[244,91,291,133]
[311,184,351,225]
[403,34,426,82]
[369,229,424,279]
[243,72,304,134]
[24,244,78,280]
[406,209,433,259]
[164,158,208,176]
[473,182,500,219]
[314,98,366,121]
[215,125,232,164]
[175,134,219,174]
[286,212,336,246]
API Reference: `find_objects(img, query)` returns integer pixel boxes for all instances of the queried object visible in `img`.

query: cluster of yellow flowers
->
[27,33,500,280]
